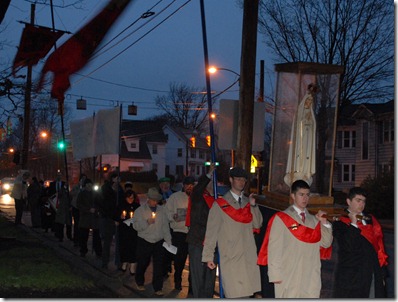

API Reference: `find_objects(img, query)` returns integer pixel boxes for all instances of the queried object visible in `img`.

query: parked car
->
[0,177,15,195]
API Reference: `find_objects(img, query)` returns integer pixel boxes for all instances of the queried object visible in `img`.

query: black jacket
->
[186,174,213,247]
[332,214,386,298]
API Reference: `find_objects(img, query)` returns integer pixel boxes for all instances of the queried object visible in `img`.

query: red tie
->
[300,212,306,223]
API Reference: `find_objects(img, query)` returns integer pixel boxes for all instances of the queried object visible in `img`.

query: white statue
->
[284,83,317,187]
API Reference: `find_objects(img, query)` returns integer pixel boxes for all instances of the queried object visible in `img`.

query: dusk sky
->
[1,0,276,126]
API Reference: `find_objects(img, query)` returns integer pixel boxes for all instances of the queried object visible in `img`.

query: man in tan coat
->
[202,167,263,298]
[258,179,333,298]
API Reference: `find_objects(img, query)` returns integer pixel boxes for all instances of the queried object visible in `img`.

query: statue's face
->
[304,97,312,109]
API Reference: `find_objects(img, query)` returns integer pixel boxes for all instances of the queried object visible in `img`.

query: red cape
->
[257,211,331,266]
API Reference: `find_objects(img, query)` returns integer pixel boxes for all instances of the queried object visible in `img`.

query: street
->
[0,194,395,298]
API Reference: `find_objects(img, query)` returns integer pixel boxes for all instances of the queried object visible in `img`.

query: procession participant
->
[257,179,333,298]
[332,187,388,298]
[165,176,194,290]
[202,167,263,298]
[11,170,30,225]
[186,164,217,298]
[133,187,172,296]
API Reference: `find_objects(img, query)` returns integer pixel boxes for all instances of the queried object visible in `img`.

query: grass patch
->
[0,216,95,291]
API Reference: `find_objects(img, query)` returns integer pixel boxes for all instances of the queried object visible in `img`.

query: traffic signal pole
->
[21,4,35,169]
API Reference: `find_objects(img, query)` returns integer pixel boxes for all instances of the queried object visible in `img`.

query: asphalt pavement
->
[0,194,394,298]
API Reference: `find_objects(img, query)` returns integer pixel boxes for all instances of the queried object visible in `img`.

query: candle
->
[152,212,156,218]
[130,211,134,218]
[122,210,126,219]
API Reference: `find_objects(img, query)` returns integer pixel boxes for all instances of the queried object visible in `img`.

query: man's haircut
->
[347,187,367,200]
[291,179,310,194]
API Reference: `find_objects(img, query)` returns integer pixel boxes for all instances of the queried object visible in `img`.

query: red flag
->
[37,0,132,101]
[12,24,64,75]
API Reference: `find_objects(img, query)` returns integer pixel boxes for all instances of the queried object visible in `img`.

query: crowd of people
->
[9,166,389,298]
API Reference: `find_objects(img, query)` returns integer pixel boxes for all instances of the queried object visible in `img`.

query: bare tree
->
[155,82,214,131]
[258,0,394,107]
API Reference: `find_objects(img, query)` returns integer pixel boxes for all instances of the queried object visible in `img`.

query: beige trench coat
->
[267,206,333,298]
[202,191,263,298]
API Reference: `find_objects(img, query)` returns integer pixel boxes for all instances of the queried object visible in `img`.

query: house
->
[332,100,394,192]
[163,125,211,182]
[102,120,168,177]
[101,121,211,181]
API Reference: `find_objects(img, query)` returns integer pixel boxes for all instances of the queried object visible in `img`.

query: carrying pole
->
[199,0,223,297]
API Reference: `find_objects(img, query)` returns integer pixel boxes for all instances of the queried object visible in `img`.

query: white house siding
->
[164,127,187,178]
[148,142,167,178]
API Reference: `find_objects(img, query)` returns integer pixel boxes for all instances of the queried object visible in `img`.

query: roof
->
[120,120,168,160]
[338,100,394,125]
[121,120,168,143]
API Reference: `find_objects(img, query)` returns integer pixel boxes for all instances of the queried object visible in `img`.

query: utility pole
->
[236,0,259,173]
[21,3,35,169]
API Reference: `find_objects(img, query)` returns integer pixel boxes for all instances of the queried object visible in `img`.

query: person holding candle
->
[132,187,172,296]
[116,189,140,275]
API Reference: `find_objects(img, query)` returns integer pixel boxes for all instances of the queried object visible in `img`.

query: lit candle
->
[152,212,156,219]
[130,211,134,218]
[122,210,126,218]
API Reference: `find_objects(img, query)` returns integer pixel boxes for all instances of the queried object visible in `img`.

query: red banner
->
[38,0,132,101]
[12,24,64,75]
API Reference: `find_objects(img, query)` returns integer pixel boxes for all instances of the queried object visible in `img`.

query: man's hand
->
[249,193,257,206]
[315,210,328,224]
[207,261,216,270]
[147,217,155,224]
[273,281,282,284]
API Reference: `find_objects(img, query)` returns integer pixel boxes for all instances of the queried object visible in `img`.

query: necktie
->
[300,212,306,223]
[238,197,242,208]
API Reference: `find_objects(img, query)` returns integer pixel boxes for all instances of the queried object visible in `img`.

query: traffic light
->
[102,164,111,173]
[206,135,211,147]
[57,140,65,151]
[190,136,196,148]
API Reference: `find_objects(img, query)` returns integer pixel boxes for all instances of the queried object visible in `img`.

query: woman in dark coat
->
[116,189,140,274]
[27,177,42,228]
[76,179,102,258]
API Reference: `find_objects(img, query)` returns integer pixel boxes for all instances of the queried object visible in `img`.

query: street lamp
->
[209,66,241,167]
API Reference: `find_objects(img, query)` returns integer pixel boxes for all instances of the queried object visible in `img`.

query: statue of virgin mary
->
[284,83,317,187]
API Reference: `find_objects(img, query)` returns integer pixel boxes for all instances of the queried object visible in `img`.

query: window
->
[337,130,356,148]
[190,148,196,158]
[362,122,369,160]
[152,144,158,155]
[196,165,200,175]
[177,148,182,157]
[383,119,394,143]
[342,164,355,182]
[152,163,158,172]
[199,150,205,159]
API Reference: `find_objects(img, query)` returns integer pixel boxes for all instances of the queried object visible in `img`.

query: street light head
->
[208,66,217,74]
[40,131,48,138]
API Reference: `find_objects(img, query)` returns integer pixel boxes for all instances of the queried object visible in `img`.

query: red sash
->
[216,198,253,223]
[185,191,215,227]
[258,211,331,266]
[338,215,388,266]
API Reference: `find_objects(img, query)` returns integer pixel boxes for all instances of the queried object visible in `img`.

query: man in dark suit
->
[48,172,72,242]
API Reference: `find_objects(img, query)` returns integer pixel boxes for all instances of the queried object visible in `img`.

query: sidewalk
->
[0,209,209,298]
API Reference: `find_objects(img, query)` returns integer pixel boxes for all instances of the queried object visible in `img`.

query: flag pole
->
[199,0,224,298]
